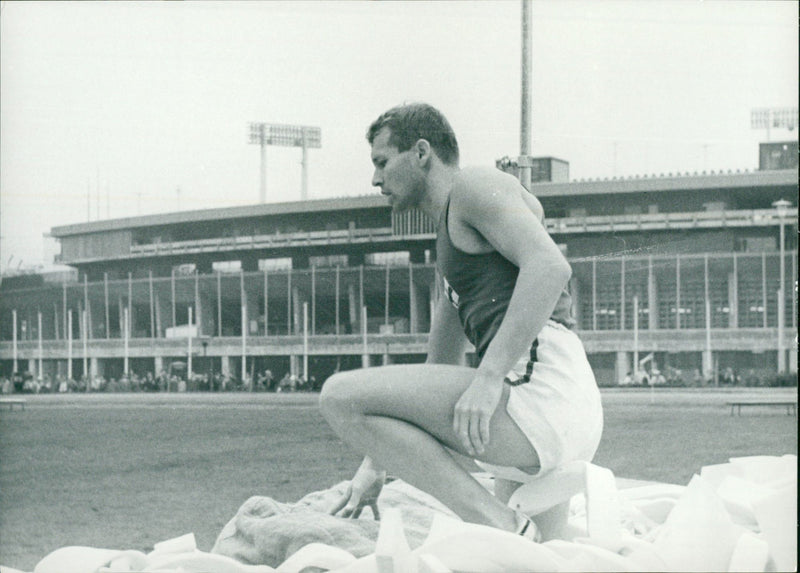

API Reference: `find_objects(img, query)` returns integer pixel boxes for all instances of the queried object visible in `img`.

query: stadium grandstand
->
[1,141,797,389]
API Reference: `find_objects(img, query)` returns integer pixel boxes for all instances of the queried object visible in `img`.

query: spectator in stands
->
[157,370,168,392]
[264,369,274,392]
[722,367,736,386]
[277,372,292,393]
[255,371,266,392]
[321,103,602,542]
[25,376,40,394]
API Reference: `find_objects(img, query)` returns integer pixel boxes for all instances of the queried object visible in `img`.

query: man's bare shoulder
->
[454,166,520,194]
[452,166,543,221]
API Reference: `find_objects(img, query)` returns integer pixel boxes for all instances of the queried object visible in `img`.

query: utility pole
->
[519,0,533,191]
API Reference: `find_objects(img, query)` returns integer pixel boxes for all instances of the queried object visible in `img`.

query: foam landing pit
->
[10,455,795,573]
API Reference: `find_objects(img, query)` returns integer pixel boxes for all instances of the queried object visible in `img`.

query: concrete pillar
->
[348,283,358,333]
[292,286,306,336]
[290,354,300,378]
[702,350,714,383]
[41,305,55,340]
[615,351,630,385]
[154,292,170,338]
[429,278,440,328]
[382,352,391,366]
[569,276,582,330]
[118,296,125,338]
[198,291,215,338]
[154,355,164,375]
[90,357,103,378]
[84,297,94,340]
[244,285,260,336]
[409,279,426,334]
[120,275,132,338]
[27,358,36,376]
[362,354,371,368]
[648,257,658,330]
[221,355,232,379]
[727,271,738,329]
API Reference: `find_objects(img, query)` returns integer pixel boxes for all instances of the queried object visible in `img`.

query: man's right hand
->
[329,458,386,520]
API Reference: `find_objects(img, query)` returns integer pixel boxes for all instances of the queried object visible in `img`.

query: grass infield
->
[1,388,797,570]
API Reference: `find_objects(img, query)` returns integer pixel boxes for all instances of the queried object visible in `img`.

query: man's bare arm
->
[426,287,471,365]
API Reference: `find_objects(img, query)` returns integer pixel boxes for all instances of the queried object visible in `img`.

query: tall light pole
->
[519,0,533,191]
[773,199,790,373]
[248,122,321,203]
[250,123,268,203]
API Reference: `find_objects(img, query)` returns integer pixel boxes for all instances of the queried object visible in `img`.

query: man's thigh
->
[323,364,539,468]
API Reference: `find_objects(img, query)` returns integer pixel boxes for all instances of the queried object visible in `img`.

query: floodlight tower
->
[751,107,798,142]
[248,122,322,203]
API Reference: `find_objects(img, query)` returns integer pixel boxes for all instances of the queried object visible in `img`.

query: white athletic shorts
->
[474,320,603,482]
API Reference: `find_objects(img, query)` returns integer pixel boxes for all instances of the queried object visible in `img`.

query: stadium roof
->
[50,195,387,237]
[50,168,797,237]
[532,168,797,197]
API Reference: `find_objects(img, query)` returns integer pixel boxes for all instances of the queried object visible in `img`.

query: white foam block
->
[584,463,622,549]
[653,475,743,572]
[727,531,770,573]
[33,547,128,573]
[752,483,797,573]
[274,543,356,573]
[374,507,415,573]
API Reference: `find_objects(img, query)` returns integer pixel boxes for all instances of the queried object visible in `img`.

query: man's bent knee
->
[319,370,362,426]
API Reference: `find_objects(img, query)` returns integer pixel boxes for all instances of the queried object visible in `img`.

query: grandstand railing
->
[130,227,401,257]
[2,327,793,360]
[125,208,797,259]
[547,208,798,234]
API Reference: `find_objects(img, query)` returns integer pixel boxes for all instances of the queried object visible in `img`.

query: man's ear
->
[414,139,432,165]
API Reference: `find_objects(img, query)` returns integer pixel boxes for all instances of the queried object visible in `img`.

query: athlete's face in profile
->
[370,127,424,212]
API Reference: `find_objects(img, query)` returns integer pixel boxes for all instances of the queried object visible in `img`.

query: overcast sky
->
[1,0,797,272]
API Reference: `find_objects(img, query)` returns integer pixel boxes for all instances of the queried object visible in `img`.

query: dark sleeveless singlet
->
[435,194,575,362]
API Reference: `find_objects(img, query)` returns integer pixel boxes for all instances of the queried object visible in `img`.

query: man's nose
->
[371,170,382,187]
